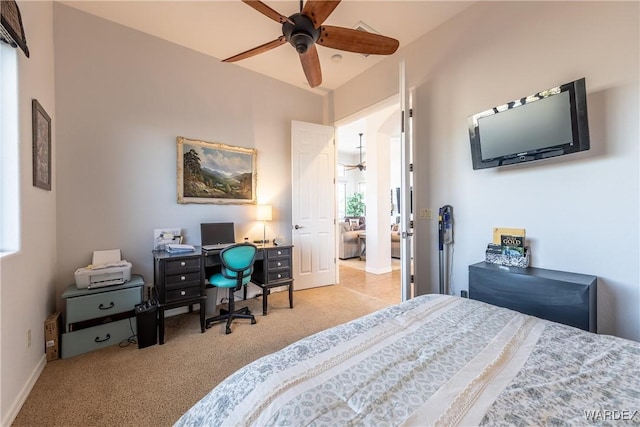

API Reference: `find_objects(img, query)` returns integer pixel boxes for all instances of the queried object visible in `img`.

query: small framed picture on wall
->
[32,99,51,191]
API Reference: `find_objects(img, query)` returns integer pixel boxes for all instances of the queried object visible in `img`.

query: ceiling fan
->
[345,133,366,171]
[223,0,400,88]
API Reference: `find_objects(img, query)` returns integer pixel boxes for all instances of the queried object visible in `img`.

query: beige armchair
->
[339,218,402,260]
[339,221,361,259]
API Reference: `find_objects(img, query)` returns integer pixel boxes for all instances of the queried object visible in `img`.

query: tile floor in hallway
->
[338,261,401,305]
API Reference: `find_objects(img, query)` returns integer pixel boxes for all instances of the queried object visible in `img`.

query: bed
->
[175,294,640,426]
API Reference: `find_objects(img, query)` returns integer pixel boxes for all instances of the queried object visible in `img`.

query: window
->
[337,182,346,220]
[357,182,366,198]
[0,43,19,253]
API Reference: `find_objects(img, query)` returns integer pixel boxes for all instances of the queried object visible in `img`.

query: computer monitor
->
[200,222,235,246]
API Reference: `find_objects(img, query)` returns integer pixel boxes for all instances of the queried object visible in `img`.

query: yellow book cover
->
[492,227,526,244]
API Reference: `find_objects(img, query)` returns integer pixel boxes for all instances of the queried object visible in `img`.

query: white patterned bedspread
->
[175,294,640,426]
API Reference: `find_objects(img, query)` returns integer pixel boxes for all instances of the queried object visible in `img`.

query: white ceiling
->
[58,1,475,94]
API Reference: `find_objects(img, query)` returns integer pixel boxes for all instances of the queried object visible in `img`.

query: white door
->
[399,61,414,302]
[291,120,336,290]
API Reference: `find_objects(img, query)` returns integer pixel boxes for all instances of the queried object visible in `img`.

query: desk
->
[153,244,294,343]
[203,244,294,316]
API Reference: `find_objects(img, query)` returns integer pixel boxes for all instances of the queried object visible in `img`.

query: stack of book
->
[485,227,529,268]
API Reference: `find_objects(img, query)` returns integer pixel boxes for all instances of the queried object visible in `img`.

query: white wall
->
[1,1,57,424]
[2,3,323,423]
[52,4,323,295]
[333,1,639,341]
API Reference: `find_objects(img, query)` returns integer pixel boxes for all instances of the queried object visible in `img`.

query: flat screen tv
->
[468,78,590,170]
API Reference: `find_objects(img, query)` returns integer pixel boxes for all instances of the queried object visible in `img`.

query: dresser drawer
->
[62,318,136,359]
[166,271,201,287]
[267,270,291,282]
[266,247,291,259]
[65,286,142,325]
[165,257,201,274]
[165,285,201,303]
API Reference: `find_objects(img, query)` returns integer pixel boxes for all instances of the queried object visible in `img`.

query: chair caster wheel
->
[251,318,256,324]
[225,327,232,334]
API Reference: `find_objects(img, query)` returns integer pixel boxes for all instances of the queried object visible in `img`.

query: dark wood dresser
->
[469,261,597,332]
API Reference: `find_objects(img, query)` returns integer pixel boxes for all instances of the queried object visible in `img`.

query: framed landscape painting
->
[177,137,257,204]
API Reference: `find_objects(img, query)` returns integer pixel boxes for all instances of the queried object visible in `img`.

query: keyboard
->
[202,243,234,251]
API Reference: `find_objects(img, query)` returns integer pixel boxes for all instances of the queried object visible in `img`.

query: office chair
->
[205,243,257,334]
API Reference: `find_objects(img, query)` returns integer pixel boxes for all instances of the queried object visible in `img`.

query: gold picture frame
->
[177,136,257,204]
[32,99,51,191]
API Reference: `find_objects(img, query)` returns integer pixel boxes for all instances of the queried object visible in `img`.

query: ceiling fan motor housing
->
[282,13,320,54]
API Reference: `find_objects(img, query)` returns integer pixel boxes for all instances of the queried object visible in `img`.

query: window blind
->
[0,0,29,57]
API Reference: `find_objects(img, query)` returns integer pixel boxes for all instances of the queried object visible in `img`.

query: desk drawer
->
[267,270,291,282]
[166,271,201,287]
[165,257,201,274]
[62,318,136,359]
[165,285,201,303]
[268,258,291,270]
[66,286,142,325]
[266,247,291,259]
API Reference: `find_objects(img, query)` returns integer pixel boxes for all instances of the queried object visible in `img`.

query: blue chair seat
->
[209,269,251,289]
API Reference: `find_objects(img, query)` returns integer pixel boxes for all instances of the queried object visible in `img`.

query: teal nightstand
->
[61,275,144,358]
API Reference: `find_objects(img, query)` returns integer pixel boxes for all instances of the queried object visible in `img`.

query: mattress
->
[175,294,640,426]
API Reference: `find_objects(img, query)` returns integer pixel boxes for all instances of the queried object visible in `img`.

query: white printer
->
[74,249,132,289]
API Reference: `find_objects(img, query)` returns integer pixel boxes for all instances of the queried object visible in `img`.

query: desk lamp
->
[256,204,272,245]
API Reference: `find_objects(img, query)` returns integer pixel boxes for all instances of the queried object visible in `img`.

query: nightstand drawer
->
[166,271,201,286]
[66,286,142,325]
[165,285,201,303]
[165,257,201,274]
[266,247,291,259]
[62,318,136,359]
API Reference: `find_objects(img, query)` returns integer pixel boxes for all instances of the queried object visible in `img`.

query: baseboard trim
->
[3,354,46,427]
[365,266,393,275]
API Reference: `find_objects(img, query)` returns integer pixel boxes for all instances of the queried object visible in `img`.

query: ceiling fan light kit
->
[225,0,400,88]
[283,13,319,54]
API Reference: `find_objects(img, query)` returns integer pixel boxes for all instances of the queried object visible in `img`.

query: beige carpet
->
[339,257,401,272]
[13,285,390,427]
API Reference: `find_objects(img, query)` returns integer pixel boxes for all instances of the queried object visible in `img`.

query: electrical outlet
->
[145,284,154,300]
[419,208,433,220]
[27,329,31,348]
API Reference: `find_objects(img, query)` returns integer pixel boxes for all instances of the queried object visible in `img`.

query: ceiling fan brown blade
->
[222,36,286,63]
[241,0,294,25]
[299,44,322,88]
[318,26,399,55]
[302,0,341,28]
[345,164,366,171]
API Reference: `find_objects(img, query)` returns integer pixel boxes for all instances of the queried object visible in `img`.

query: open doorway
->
[335,98,402,304]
